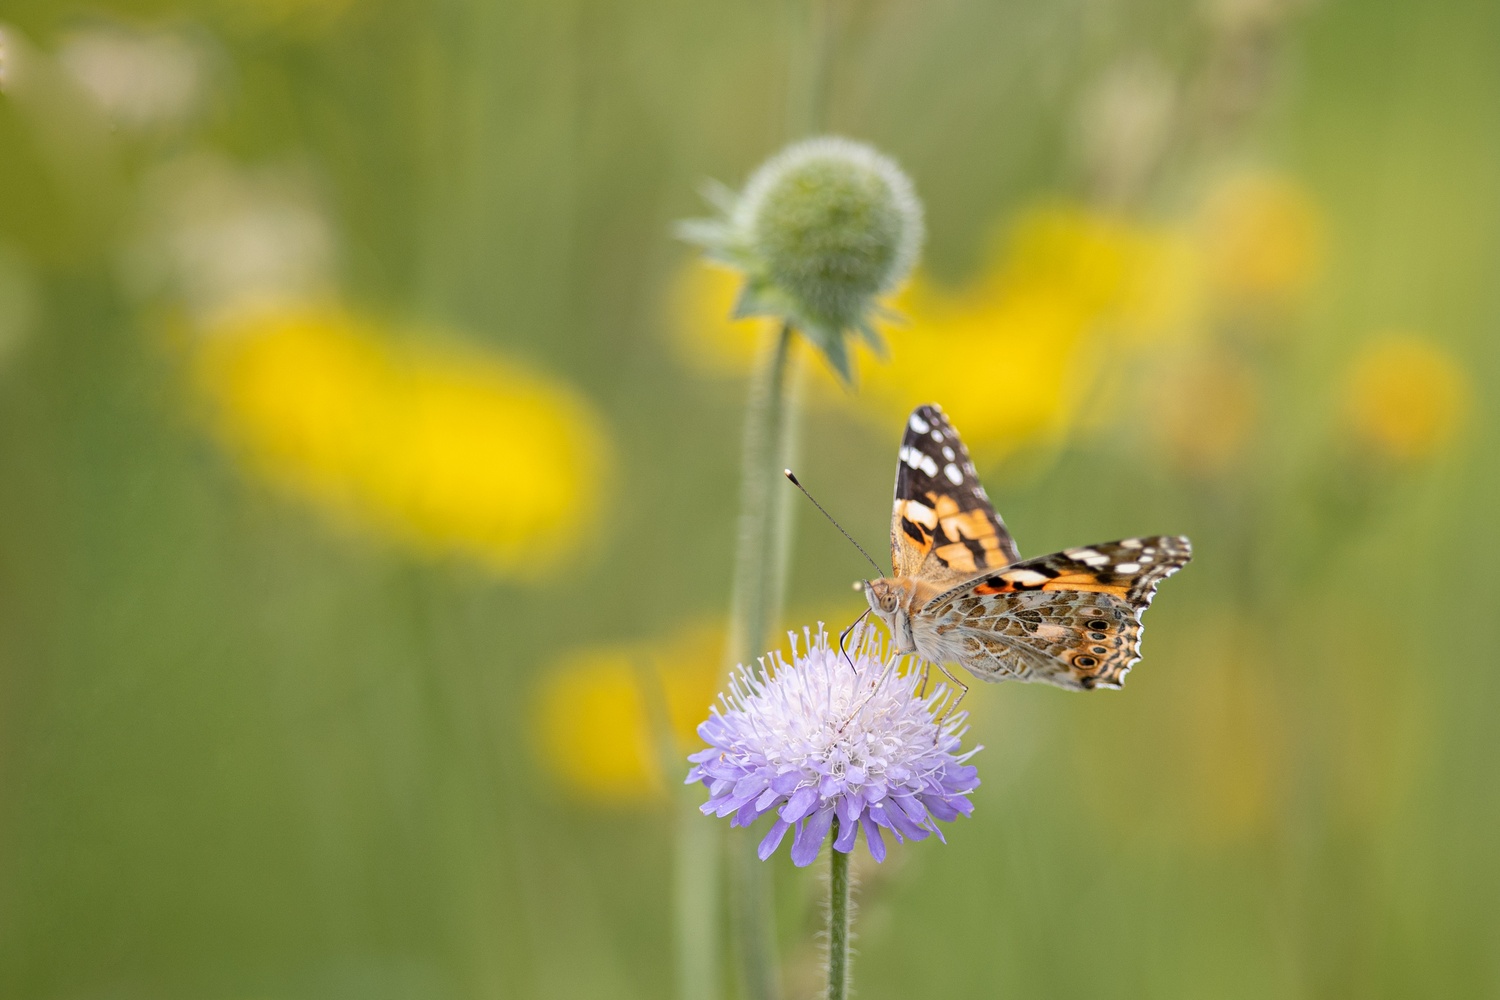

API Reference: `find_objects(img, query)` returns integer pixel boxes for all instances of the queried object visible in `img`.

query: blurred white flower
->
[1076,56,1177,204]
[58,26,206,129]
[129,154,335,318]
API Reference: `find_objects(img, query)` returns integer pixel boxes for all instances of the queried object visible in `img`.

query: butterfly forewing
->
[920,537,1192,690]
[890,404,1021,587]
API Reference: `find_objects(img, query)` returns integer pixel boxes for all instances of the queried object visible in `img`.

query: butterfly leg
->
[837,608,871,673]
[933,661,970,720]
[916,661,931,699]
[841,655,900,731]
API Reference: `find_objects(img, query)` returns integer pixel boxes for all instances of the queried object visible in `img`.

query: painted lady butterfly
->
[862,404,1191,691]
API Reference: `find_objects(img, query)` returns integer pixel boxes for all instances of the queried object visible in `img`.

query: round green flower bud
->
[677,136,924,382]
[735,137,923,332]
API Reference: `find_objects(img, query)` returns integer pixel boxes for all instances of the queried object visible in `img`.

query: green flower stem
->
[732,321,798,673]
[724,320,798,1000]
[826,823,851,1000]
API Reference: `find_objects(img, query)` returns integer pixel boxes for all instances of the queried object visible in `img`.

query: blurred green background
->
[1,0,1496,997]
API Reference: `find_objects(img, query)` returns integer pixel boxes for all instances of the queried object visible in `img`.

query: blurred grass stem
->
[636,656,720,1000]
[725,321,799,1000]
[791,0,836,136]
[675,796,723,1000]
[826,823,851,1000]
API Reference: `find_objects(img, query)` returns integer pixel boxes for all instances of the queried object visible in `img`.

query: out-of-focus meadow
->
[1,0,1496,997]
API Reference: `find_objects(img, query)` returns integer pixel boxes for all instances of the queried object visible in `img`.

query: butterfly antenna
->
[837,607,871,673]
[783,470,885,579]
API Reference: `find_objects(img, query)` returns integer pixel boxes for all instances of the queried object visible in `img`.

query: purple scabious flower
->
[686,625,980,867]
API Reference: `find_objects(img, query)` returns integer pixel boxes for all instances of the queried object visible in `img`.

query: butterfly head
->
[863,577,918,654]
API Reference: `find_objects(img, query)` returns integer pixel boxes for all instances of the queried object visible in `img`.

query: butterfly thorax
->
[864,575,951,656]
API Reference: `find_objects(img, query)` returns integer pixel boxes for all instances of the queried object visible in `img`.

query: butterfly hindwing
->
[962,536,1192,609]
[920,537,1191,690]
[890,404,1021,587]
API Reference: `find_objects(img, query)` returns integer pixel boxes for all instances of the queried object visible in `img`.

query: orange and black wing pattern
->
[890,404,1020,587]
[924,536,1193,690]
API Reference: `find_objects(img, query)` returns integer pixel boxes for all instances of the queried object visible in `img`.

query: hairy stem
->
[826,824,851,1000]
[731,322,798,670]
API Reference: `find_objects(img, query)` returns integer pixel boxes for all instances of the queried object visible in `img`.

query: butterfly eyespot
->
[1074,654,1098,668]
[1086,619,1110,631]
[1090,632,1108,641]
[1092,646,1108,655]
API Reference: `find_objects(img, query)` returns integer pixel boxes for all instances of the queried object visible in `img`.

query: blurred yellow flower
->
[194,302,609,578]
[842,206,1199,457]
[1198,170,1324,311]
[533,624,726,804]
[1342,334,1470,462]
[670,203,1200,461]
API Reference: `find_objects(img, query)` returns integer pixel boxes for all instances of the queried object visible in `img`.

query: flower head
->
[679,137,924,382]
[1198,170,1324,313]
[1342,334,1470,462]
[194,302,609,579]
[686,626,979,867]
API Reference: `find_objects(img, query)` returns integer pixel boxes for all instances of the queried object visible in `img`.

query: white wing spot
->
[1115,562,1140,574]
[1066,548,1111,567]
[900,499,937,528]
[942,446,956,461]
[1004,569,1051,586]
[931,430,944,442]
[1138,555,1154,564]
[900,446,938,477]
[1121,538,1143,549]
[943,463,964,485]
[909,413,930,434]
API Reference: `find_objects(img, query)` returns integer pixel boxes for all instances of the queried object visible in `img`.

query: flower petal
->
[757,819,792,861]
[780,785,820,824]
[861,813,887,863]
[833,815,859,853]
[790,804,837,868]
[733,798,762,827]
